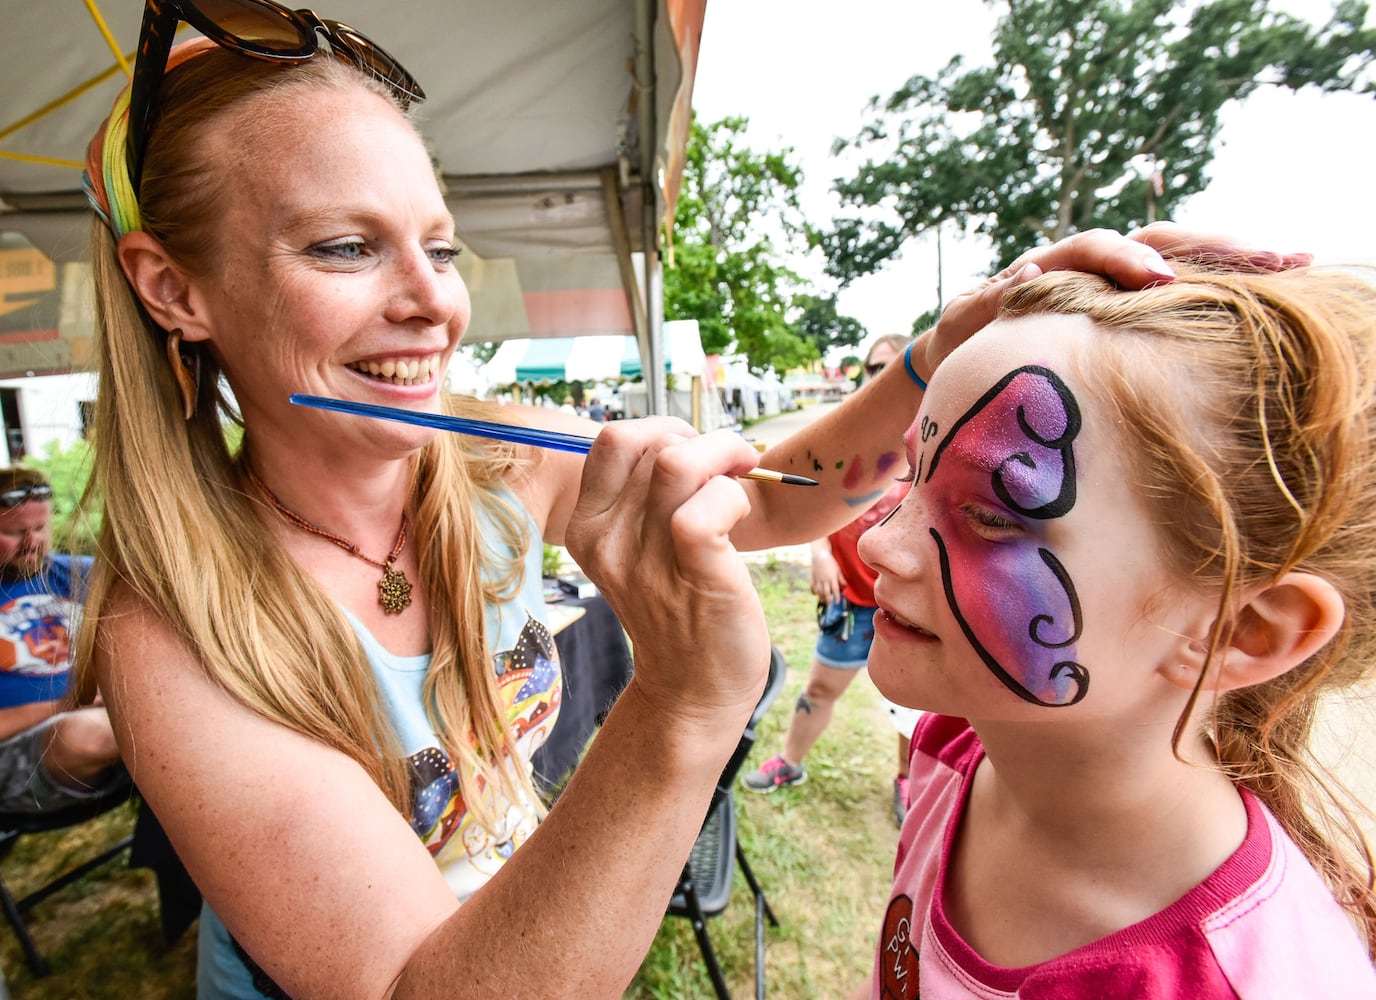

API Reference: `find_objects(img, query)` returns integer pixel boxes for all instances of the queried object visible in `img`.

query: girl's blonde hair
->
[1002,263,1376,956]
[75,50,538,832]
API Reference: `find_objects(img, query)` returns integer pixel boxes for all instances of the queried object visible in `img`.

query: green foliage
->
[666,116,866,374]
[466,341,501,364]
[910,306,942,339]
[792,292,867,356]
[824,0,1376,276]
[542,543,566,578]
[24,437,99,555]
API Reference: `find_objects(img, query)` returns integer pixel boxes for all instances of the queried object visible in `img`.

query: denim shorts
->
[814,600,877,669]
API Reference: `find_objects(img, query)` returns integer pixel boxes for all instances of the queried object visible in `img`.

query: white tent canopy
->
[0,0,706,412]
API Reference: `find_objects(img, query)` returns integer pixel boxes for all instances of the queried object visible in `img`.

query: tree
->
[823,0,1376,277]
[910,307,942,339]
[666,116,864,373]
[793,292,868,356]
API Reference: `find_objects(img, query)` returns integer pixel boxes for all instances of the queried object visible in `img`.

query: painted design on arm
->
[924,365,1088,707]
[843,454,865,489]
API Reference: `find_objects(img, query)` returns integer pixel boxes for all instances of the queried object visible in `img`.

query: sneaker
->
[742,755,807,793]
[892,775,910,827]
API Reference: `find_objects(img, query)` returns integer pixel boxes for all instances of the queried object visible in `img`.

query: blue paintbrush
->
[289,394,819,486]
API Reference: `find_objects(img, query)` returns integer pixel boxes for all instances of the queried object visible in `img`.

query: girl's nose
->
[859,499,923,580]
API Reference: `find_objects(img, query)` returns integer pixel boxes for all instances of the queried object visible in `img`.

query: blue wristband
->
[903,342,928,392]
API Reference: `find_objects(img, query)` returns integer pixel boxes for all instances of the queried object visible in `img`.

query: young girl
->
[856,264,1376,996]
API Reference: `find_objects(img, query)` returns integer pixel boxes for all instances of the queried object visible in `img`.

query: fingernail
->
[1011,262,1041,284]
[1141,248,1175,278]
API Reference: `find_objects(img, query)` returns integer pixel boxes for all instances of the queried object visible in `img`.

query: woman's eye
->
[307,239,366,262]
[428,245,462,267]
[895,464,917,484]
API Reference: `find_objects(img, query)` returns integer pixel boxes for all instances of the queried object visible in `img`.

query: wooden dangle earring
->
[166,328,200,420]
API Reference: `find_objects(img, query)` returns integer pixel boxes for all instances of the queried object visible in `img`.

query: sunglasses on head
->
[0,484,53,508]
[126,0,426,189]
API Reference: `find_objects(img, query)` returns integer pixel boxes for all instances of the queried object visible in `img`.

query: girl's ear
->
[1171,572,1344,693]
[116,232,212,343]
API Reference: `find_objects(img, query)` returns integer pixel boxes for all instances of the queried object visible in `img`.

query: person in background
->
[0,467,127,815]
[588,397,608,423]
[743,334,919,826]
[853,263,1376,996]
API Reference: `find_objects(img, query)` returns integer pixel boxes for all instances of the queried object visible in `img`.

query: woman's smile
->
[346,352,444,386]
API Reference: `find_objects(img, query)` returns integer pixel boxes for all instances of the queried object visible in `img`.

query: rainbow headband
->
[83,38,218,239]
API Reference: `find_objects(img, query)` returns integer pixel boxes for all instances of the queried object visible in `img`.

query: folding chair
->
[667,644,788,1000]
[0,788,135,977]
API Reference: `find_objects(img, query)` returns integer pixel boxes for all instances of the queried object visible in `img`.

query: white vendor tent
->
[0,0,706,415]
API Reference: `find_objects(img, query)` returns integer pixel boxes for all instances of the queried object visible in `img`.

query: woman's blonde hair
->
[866,333,910,367]
[864,334,908,368]
[75,50,538,832]
[1001,262,1376,956]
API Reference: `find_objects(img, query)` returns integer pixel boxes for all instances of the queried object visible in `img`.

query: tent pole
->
[601,167,647,351]
[635,0,667,416]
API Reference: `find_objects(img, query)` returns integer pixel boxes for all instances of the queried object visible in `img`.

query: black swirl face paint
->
[922,365,1088,707]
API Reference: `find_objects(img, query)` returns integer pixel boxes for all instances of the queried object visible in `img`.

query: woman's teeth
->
[349,355,440,385]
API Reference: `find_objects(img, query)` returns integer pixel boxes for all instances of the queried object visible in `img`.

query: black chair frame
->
[0,791,135,977]
[667,644,787,999]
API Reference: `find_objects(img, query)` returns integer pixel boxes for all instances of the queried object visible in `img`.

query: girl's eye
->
[307,239,366,262]
[895,464,916,484]
[960,503,1020,538]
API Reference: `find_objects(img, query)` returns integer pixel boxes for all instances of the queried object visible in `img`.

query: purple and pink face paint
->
[918,365,1088,707]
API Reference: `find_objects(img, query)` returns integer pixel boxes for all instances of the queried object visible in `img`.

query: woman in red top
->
[743,335,915,823]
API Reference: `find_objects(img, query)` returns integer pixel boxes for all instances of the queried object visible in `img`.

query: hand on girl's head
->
[1127,220,1314,272]
[922,227,1172,380]
[919,223,1313,388]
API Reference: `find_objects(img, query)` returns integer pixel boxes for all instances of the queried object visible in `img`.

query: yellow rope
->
[0,63,128,143]
[0,150,84,169]
[0,1,133,167]
[84,0,135,77]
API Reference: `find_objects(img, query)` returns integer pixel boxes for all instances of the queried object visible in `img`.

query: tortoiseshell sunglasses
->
[125,0,425,189]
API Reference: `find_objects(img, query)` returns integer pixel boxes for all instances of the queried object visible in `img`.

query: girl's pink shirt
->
[872,714,1376,999]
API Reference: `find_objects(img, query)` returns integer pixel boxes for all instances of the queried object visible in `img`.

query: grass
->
[626,559,897,999]
[0,805,197,998]
[0,559,899,997]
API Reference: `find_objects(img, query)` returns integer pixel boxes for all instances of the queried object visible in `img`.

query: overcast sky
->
[690,0,1376,348]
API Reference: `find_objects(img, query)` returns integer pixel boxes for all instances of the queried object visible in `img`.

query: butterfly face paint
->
[921,365,1088,707]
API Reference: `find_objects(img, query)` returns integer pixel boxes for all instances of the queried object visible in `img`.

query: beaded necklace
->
[248,469,413,614]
